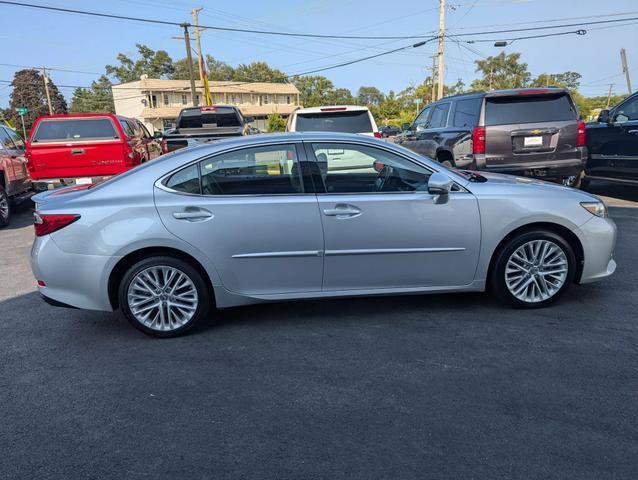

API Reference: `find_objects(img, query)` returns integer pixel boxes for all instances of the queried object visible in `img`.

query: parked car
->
[160,106,255,153]
[0,125,32,227]
[26,113,162,190]
[286,105,380,137]
[31,133,616,337]
[378,124,402,138]
[395,88,587,187]
[584,91,638,186]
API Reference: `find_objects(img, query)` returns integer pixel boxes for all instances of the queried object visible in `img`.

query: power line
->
[0,63,102,75]
[3,0,638,42]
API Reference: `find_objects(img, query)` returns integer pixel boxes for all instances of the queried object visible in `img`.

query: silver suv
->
[396,88,587,187]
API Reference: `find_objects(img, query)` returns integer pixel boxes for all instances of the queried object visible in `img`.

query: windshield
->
[485,94,576,125]
[295,110,373,133]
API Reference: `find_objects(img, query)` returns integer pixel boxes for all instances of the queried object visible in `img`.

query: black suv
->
[584,91,638,186]
[395,88,587,187]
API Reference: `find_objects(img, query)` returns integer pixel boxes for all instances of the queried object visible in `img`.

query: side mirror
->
[244,116,255,123]
[153,131,163,139]
[428,172,453,196]
[597,109,610,123]
[401,123,412,131]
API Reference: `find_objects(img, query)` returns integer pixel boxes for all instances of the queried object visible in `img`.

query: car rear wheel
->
[491,230,576,308]
[0,185,10,228]
[119,256,211,337]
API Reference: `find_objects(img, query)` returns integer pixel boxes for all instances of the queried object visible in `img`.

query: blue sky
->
[1,0,637,107]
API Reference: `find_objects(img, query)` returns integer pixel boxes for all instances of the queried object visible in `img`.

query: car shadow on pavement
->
[4,203,34,230]
[584,180,638,204]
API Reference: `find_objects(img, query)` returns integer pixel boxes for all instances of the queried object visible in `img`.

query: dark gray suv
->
[396,88,587,187]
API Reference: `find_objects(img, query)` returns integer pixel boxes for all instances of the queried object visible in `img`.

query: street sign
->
[16,107,28,116]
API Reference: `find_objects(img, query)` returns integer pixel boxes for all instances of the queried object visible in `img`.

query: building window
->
[196,94,201,104]
[150,95,157,108]
[163,94,169,106]
[181,94,187,105]
[263,95,269,105]
[286,95,291,104]
[230,94,236,104]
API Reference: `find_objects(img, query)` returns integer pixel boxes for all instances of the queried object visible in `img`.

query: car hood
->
[469,171,602,202]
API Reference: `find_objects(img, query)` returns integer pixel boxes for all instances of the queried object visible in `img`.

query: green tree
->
[292,75,335,107]
[171,55,236,81]
[531,71,581,90]
[69,75,115,113]
[267,112,287,132]
[377,91,402,123]
[356,86,385,107]
[233,62,287,82]
[471,52,530,91]
[106,44,175,83]
[8,69,67,133]
[325,87,355,105]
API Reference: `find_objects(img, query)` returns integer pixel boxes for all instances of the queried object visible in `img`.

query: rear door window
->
[453,98,482,127]
[178,107,242,129]
[119,119,135,137]
[429,103,450,128]
[32,118,119,142]
[485,94,576,125]
[295,110,372,133]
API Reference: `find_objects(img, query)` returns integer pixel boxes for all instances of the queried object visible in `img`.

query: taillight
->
[373,132,382,138]
[472,126,486,154]
[577,120,586,147]
[33,213,80,237]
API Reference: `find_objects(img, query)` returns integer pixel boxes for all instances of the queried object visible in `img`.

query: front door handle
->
[172,208,213,221]
[323,204,361,218]
[70,149,85,155]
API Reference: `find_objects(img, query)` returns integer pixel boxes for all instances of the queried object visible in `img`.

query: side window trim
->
[158,142,312,197]
[303,140,435,196]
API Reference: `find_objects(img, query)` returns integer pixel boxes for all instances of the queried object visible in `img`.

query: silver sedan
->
[31,133,616,337]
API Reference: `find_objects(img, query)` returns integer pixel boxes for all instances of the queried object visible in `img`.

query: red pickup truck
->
[26,113,163,190]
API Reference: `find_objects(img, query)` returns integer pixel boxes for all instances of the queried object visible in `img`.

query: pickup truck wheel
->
[0,185,10,228]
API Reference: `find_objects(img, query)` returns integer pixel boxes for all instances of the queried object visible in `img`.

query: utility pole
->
[191,7,204,83]
[437,0,445,100]
[181,23,198,106]
[606,84,614,109]
[620,48,632,94]
[42,67,53,115]
[430,54,437,103]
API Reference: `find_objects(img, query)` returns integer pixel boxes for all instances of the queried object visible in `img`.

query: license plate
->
[75,177,92,185]
[524,136,543,147]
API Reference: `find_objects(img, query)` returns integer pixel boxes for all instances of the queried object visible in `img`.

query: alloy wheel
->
[127,265,199,332]
[504,240,568,303]
[562,175,577,187]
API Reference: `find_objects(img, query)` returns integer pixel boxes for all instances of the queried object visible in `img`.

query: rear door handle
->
[323,204,361,218]
[172,208,213,221]
[70,149,85,155]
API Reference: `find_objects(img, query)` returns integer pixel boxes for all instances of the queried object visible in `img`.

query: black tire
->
[490,230,576,309]
[118,256,211,338]
[0,185,10,228]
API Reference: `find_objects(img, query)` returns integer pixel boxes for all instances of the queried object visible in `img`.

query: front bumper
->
[577,214,617,284]
[31,235,118,311]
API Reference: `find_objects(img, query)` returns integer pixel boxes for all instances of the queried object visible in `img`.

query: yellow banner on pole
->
[200,56,213,106]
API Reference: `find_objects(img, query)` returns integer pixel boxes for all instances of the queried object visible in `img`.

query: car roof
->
[293,105,370,114]
[437,87,568,102]
[34,113,127,121]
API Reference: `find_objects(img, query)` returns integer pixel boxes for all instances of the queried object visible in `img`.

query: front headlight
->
[581,201,608,218]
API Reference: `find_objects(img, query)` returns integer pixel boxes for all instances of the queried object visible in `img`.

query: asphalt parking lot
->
[1,183,637,480]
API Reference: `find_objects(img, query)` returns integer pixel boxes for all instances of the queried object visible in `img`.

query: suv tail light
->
[472,126,486,154]
[373,132,381,138]
[34,213,80,237]
[577,120,586,147]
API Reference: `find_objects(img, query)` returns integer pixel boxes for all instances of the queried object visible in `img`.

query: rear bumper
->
[32,176,112,192]
[475,148,587,180]
[31,235,117,311]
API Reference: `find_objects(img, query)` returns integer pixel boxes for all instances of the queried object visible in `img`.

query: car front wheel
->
[491,230,576,308]
[0,185,10,228]
[119,256,211,337]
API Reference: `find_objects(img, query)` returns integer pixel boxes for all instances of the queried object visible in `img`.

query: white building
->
[112,78,301,132]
